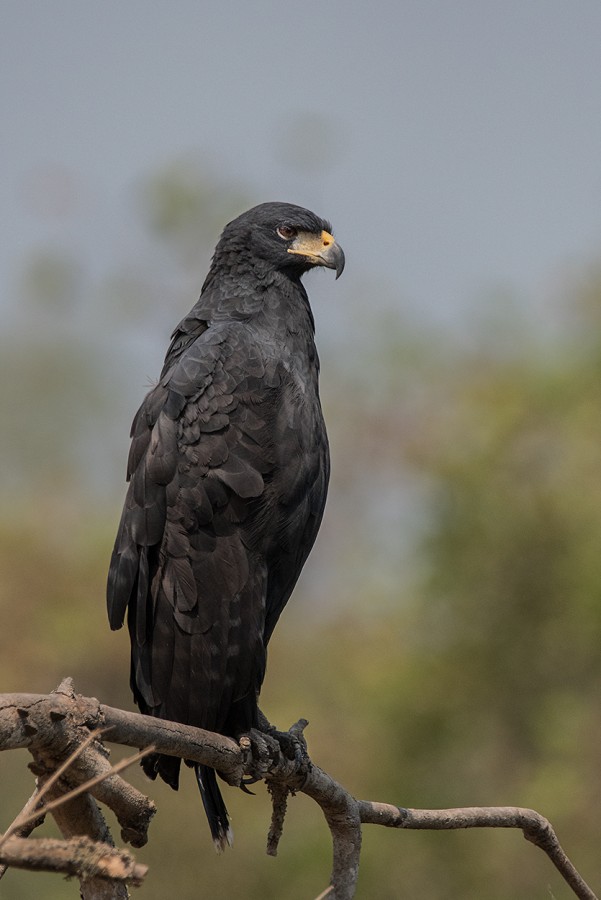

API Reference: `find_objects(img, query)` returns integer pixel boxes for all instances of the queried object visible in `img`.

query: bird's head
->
[218,202,345,281]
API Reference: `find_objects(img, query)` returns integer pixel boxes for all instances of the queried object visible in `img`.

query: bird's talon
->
[241,773,260,785]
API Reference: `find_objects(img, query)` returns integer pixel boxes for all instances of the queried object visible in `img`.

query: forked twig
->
[313,888,334,900]
[0,727,110,852]
[0,731,153,889]
[11,744,154,839]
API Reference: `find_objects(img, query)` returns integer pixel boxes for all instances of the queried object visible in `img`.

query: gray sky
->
[2,1,601,328]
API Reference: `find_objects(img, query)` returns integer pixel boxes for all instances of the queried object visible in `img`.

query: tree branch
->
[0,834,146,885]
[0,684,597,900]
[357,804,598,900]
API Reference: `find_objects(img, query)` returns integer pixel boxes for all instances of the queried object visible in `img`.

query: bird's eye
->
[277,225,297,241]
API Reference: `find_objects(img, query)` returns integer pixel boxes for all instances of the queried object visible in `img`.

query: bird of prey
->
[107,202,344,849]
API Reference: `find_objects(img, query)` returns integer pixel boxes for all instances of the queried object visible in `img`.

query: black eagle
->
[107,202,344,849]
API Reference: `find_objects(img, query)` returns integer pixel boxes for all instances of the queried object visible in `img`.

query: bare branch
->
[313,888,334,900]
[356,804,598,900]
[46,785,127,900]
[17,745,154,837]
[0,691,243,782]
[0,728,107,852]
[0,686,597,900]
[0,834,146,885]
[98,702,243,783]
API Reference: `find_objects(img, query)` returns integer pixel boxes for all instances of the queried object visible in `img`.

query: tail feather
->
[141,751,181,789]
[195,764,233,852]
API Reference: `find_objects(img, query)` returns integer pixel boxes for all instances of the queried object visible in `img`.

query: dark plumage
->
[107,202,344,849]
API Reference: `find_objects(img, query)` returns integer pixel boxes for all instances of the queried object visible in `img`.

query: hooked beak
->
[287,230,345,279]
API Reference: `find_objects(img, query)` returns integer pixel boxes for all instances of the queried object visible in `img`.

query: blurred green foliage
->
[136,155,253,269]
[1,160,601,898]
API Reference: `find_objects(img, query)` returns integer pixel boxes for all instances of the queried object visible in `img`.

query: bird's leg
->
[239,726,281,788]
[256,709,309,766]
[239,712,310,789]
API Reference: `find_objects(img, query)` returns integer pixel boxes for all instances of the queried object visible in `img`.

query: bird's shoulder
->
[126,316,283,502]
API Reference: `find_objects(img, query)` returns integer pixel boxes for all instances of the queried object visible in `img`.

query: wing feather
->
[107,321,281,738]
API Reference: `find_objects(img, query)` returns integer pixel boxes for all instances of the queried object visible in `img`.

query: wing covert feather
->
[107,321,282,734]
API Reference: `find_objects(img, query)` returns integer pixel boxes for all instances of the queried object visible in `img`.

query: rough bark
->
[0,682,596,900]
[0,834,146,885]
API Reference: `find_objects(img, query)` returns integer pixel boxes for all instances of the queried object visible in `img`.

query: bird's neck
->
[199,261,316,337]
